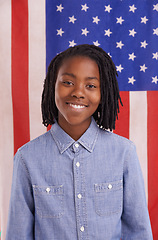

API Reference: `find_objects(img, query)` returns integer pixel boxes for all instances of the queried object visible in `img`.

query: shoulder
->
[17,130,53,154]
[14,130,56,169]
[98,127,136,151]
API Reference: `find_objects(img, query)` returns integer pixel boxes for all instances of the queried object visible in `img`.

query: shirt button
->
[75,143,79,148]
[46,187,51,193]
[77,194,82,199]
[108,184,113,189]
[76,162,80,167]
[80,226,84,232]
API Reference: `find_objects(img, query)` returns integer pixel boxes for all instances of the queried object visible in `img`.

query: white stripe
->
[129,91,148,199]
[28,0,46,140]
[0,2,13,239]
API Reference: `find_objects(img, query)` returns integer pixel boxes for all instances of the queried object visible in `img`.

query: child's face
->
[55,56,101,132]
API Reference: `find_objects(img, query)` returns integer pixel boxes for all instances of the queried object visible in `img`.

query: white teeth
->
[69,103,85,109]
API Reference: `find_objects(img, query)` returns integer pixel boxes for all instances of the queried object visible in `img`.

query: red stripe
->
[114,91,129,139]
[12,0,30,154]
[47,125,52,131]
[147,91,158,238]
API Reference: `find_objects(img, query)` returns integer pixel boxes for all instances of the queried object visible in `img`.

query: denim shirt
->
[6,118,153,240]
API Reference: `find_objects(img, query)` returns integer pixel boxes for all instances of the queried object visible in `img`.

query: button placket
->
[73,152,89,239]
[75,143,79,148]
[80,226,85,232]
[76,162,80,167]
[73,142,80,153]
[77,193,82,199]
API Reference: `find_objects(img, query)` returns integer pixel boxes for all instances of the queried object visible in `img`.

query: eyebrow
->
[61,72,76,78]
[61,72,99,81]
[87,76,99,81]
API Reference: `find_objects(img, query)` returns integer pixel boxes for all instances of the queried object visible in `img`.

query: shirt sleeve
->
[6,149,34,240]
[121,143,153,239]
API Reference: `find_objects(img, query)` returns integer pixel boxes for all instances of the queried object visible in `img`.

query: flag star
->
[57,28,64,36]
[116,41,124,49]
[116,16,124,25]
[141,40,148,48]
[56,4,64,12]
[153,4,158,11]
[140,64,147,72]
[104,29,112,37]
[128,76,136,85]
[93,16,100,24]
[69,16,77,24]
[105,5,112,13]
[93,40,100,46]
[129,4,137,13]
[116,64,124,73]
[152,76,158,84]
[129,29,137,37]
[69,40,77,47]
[152,52,158,60]
[141,16,148,24]
[129,53,136,61]
[81,4,89,12]
[153,28,158,36]
[108,53,112,58]
[81,28,89,36]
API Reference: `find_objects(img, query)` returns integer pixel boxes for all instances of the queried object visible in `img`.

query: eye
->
[62,80,74,86]
[86,84,97,89]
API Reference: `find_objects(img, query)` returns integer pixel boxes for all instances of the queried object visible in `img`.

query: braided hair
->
[41,44,123,131]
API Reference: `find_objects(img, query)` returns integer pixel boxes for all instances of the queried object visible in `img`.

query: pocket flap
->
[33,185,64,195]
[94,180,123,193]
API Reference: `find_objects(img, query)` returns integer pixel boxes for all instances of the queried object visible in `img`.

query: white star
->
[153,4,158,11]
[116,64,124,73]
[152,76,158,84]
[153,28,158,36]
[93,16,100,24]
[116,16,124,25]
[81,28,89,36]
[93,40,100,46]
[129,53,136,61]
[152,52,158,60]
[116,41,124,49]
[69,16,77,24]
[140,64,147,72]
[105,5,112,13]
[108,53,112,58]
[56,4,64,12]
[57,28,64,36]
[69,40,76,47]
[104,29,112,37]
[81,4,89,12]
[141,16,148,24]
[141,40,148,48]
[129,4,137,13]
[128,76,136,85]
[129,29,137,37]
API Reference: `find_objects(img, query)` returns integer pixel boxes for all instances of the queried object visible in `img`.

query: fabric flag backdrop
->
[0,0,158,239]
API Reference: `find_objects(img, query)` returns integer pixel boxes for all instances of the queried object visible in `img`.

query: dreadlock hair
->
[41,44,123,131]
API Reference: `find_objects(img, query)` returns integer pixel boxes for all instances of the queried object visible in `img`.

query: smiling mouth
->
[66,102,88,109]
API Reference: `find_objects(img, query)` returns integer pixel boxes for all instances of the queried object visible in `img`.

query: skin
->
[55,56,101,140]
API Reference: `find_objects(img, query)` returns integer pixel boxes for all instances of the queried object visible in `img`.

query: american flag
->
[0,0,158,239]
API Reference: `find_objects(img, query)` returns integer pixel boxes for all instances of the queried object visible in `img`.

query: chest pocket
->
[94,180,123,216]
[33,185,64,218]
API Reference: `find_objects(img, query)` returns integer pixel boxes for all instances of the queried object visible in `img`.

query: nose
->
[71,83,85,99]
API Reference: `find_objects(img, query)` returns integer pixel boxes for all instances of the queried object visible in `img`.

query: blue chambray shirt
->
[6,118,153,240]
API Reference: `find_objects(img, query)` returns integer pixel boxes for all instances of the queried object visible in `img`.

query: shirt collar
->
[50,118,100,154]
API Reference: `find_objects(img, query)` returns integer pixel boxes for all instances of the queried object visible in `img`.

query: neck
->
[58,118,92,141]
